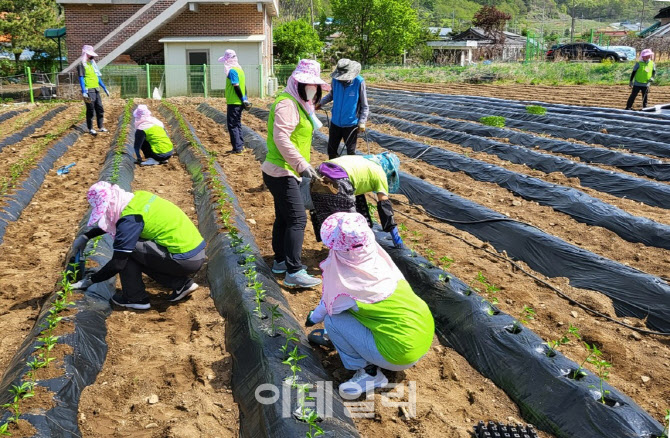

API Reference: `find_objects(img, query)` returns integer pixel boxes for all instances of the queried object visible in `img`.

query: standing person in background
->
[78,45,110,136]
[305,212,434,397]
[261,59,329,289]
[316,59,369,159]
[626,49,656,110]
[132,105,173,166]
[219,49,252,153]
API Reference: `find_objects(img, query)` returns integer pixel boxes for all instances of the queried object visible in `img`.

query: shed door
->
[187,50,209,95]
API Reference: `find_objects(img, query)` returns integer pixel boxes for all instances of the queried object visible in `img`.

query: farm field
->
[0,84,668,438]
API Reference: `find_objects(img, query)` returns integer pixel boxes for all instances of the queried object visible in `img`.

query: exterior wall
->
[163,41,262,97]
[63,4,142,63]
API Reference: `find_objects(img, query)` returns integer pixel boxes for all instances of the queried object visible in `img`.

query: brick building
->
[57,0,278,97]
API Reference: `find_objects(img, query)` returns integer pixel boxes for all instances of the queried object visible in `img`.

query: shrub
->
[526,105,547,115]
[479,116,505,127]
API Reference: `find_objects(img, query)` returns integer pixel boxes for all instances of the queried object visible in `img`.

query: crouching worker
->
[133,105,174,166]
[310,152,404,248]
[306,212,434,397]
[70,181,205,310]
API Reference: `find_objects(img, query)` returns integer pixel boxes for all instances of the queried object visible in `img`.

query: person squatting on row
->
[261,59,329,289]
[78,45,110,136]
[132,105,174,166]
[306,212,434,396]
[316,58,369,159]
[70,182,205,310]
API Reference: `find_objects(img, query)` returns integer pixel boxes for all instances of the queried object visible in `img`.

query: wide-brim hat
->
[320,212,374,251]
[364,152,401,194]
[291,59,330,89]
[640,49,654,59]
[82,45,98,58]
[331,58,361,81]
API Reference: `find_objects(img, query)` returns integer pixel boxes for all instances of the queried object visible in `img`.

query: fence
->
[55,63,264,100]
[0,67,57,103]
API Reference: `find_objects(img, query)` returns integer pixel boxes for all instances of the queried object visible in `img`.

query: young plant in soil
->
[37,335,59,366]
[437,256,454,282]
[305,409,324,438]
[479,116,505,127]
[268,304,282,336]
[509,305,535,333]
[2,382,34,423]
[587,355,612,404]
[471,272,500,315]
[282,346,307,386]
[570,342,602,380]
[546,324,580,357]
[526,105,547,115]
[279,327,299,357]
[0,422,10,436]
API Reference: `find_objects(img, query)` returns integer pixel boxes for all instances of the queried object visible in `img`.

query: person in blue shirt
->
[316,59,369,159]
[218,50,252,153]
[77,45,110,136]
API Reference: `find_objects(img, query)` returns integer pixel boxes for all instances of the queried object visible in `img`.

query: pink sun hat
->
[320,212,373,251]
[82,45,98,58]
[640,49,654,60]
[290,59,331,90]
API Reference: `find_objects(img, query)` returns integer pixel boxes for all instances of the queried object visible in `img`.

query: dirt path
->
[372,83,670,109]
[77,101,238,437]
[0,102,123,374]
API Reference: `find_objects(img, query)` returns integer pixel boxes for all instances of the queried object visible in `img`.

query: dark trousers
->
[327,123,358,159]
[85,88,104,130]
[140,140,172,162]
[626,85,650,109]
[120,240,205,301]
[263,172,307,274]
[227,104,244,151]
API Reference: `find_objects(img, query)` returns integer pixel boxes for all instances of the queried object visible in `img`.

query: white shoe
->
[339,366,388,397]
[89,129,97,136]
[140,158,160,166]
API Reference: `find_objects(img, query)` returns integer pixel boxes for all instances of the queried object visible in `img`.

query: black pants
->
[227,104,244,152]
[327,123,358,159]
[85,88,104,130]
[120,240,205,301]
[140,140,172,162]
[626,85,650,110]
[263,172,307,274]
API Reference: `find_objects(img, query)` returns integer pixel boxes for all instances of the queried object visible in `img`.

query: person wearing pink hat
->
[218,49,252,153]
[132,104,173,166]
[69,181,206,309]
[77,45,110,135]
[626,48,656,110]
[261,59,331,288]
[305,212,434,397]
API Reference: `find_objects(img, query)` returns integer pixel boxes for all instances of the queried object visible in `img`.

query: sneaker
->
[111,293,150,310]
[230,149,244,154]
[89,129,97,136]
[339,366,388,397]
[271,260,307,274]
[168,281,199,302]
[159,159,169,165]
[98,128,108,132]
[140,158,160,166]
[283,269,321,288]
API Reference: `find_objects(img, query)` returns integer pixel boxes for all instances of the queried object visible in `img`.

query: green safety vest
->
[121,191,203,254]
[144,125,173,155]
[83,62,100,89]
[350,280,435,365]
[225,67,246,105]
[265,93,313,176]
[635,60,655,84]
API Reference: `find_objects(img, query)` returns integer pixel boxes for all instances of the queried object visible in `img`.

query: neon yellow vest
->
[265,93,313,176]
[144,125,173,155]
[635,60,654,84]
[225,67,246,105]
[121,191,203,254]
[83,62,100,89]
[350,280,435,365]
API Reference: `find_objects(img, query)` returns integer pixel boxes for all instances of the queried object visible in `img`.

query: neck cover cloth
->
[86,181,135,238]
[218,49,241,78]
[133,104,164,131]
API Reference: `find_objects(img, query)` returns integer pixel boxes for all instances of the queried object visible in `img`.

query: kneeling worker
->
[71,181,205,309]
[133,104,174,166]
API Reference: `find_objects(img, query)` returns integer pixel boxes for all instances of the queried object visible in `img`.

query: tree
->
[473,5,512,44]
[273,20,324,64]
[0,0,61,70]
[331,0,422,65]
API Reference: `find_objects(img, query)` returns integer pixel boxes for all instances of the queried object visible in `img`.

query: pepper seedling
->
[305,408,324,438]
[587,356,612,404]
[282,346,307,386]
[279,327,299,357]
[0,422,10,436]
[546,324,580,357]
[510,305,535,333]
[269,304,282,336]
[571,342,601,380]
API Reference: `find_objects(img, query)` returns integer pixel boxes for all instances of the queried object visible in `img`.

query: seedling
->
[295,382,313,420]
[510,305,535,333]
[305,409,324,438]
[526,105,547,115]
[471,272,500,315]
[479,116,505,127]
[438,256,453,270]
[587,356,612,404]
[37,335,59,365]
[663,409,669,438]
[571,342,601,380]
[546,324,579,357]
[2,382,34,423]
[0,422,10,435]
[279,327,299,357]
[282,346,307,386]
[269,304,282,336]
[424,248,435,263]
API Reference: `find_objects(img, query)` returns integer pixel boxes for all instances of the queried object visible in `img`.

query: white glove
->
[358,123,366,132]
[71,277,93,290]
[300,165,320,180]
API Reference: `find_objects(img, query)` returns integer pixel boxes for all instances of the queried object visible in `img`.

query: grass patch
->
[480,116,506,127]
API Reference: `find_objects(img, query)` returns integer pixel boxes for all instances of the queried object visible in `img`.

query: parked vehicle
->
[546,43,627,62]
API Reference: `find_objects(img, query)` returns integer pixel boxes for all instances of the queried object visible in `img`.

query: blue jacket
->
[330,76,363,127]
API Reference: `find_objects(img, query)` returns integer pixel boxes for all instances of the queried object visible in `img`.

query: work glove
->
[390,226,404,249]
[72,235,89,254]
[71,276,93,290]
[242,100,253,111]
[649,77,655,84]
[305,310,317,327]
[358,123,366,133]
[82,92,91,102]
[300,165,320,180]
